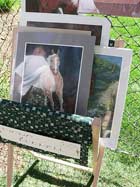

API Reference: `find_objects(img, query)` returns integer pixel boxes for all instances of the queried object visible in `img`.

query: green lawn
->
[7,148,139,187]
[0,0,19,12]
[0,5,140,187]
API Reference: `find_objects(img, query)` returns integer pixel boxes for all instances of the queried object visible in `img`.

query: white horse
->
[44,51,64,111]
[31,51,64,111]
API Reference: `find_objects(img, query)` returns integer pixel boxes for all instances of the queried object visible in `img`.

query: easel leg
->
[7,144,14,187]
[93,145,105,187]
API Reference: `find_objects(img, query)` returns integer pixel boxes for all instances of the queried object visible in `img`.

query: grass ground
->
[10,149,139,187]
[0,0,19,12]
[0,3,140,187]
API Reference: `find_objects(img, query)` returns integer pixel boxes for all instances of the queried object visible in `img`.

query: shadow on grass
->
[13,159,93,187]
[14,160,39,187]
[29,168,93,187]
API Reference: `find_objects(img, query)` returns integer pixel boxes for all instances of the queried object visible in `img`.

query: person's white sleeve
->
[14,62,24,77]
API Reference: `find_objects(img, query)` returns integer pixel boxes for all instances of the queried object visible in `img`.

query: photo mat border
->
[94,46,132,149]
[11,27,96,115]
[20,12,111,46]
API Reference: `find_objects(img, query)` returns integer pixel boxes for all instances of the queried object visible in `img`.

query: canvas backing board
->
[88,46,132,149]
[11,27,96,116]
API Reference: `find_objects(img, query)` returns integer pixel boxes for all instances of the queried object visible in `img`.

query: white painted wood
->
[0,125,81,159]
[31,151,93,173]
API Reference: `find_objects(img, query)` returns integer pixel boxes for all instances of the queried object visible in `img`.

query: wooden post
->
[92,145,105,187]
[7,144,14,187]
[92,117,101,172]
[92,117,105,187]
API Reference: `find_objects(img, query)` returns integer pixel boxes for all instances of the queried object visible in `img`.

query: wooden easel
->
[6,40,124,187]
[6,117,104,187]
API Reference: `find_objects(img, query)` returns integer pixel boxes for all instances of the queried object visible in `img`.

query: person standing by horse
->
[14,46,64,111]
[14,46,49,99]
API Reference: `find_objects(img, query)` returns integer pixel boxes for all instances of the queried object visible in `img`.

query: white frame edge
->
[20,12,111,47]
[95,46,132,149]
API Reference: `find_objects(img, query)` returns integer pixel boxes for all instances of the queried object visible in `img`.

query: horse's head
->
[47,50,60,75]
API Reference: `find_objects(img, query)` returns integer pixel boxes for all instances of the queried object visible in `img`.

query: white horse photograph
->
[15,43,83,113]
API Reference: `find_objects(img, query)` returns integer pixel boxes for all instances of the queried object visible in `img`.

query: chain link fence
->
[0,1,140,186]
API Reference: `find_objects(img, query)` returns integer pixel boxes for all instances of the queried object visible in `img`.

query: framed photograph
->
[22,0,140,17]
[20,13,111,46]
[88,46,132,149]
[21,0,100,15]
[11,27,96,115]
[93,0,140,17]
